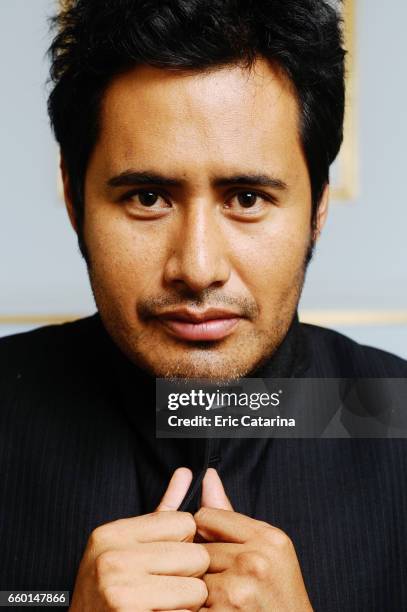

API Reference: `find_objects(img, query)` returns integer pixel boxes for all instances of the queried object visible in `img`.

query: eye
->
[138,191,161,207]
[120,189,171,212]
[236,192,260,208]
[225,190,273,215]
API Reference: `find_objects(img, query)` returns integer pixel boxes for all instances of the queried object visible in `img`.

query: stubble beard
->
[85,236,314,380]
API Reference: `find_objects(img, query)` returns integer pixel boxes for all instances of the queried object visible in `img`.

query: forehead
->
[96,59,303,177]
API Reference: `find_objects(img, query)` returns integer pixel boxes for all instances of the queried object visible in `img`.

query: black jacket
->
[0,314,406,611]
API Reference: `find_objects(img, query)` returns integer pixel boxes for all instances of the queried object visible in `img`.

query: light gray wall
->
[0,0,94,315]
[301,0,407,311]
[0,0,406,358]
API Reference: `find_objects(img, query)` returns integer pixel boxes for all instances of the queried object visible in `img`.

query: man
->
[0,0,406,610]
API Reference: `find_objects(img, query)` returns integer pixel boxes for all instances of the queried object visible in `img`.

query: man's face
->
[74,59,321,378]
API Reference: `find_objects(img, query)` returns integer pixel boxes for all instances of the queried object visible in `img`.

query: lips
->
[156,308,242,341]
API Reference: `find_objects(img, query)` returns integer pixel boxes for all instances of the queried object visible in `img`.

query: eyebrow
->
[107,171,181,188]
[106,170,288,191]
[214,174,288,190]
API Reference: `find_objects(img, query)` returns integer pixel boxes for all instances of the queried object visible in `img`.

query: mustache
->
[137,291,259,320]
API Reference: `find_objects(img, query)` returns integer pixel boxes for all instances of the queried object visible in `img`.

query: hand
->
[196,469,313,611]
[69,467,209,612]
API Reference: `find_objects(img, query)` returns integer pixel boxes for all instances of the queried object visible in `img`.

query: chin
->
[132,346,262,380]
[100,309,287,380]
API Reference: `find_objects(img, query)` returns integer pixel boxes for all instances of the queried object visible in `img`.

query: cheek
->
[231,214,311,304]
[84,210,166,299]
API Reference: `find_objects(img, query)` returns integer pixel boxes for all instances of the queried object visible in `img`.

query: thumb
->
[156,467,193,511]
[201,468,234,510]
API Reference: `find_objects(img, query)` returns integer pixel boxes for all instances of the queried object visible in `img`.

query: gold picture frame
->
[331,0,358,200]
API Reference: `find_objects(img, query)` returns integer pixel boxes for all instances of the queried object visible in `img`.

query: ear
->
[60,155,78,233]
[313,183,330,241]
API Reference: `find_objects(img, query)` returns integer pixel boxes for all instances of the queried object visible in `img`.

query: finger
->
[156,467,194,511]
[203,542,243,572]
[91,510,197,552]
[145,542,210,577]
[195,508,267,543]
[101,542,209,578]
[202,572,227,607]
[141,575,208,610]
[201,468,234,510]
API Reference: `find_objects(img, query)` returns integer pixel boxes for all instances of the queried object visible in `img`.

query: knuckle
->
[193,506,216,526]
[193,576,209,605]
[264,526,292,550]
[180,511,197,536]
[155,540,174,555]
[94,550,122,581]
[194,506,209,524]
[188,542,210,568]
[226,579,256,609]
[257,520,273,531]
[89,525,105,547]
[197,543,211,570]
[185,576,208,606]
[236,551,269,580]
[89,523,114,549]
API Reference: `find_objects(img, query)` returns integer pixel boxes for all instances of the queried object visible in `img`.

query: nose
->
[163,203,231,293]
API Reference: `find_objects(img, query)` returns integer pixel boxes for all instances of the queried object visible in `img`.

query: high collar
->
[90,310,309,445]
[91,310,310,513]
[250,312,310,379]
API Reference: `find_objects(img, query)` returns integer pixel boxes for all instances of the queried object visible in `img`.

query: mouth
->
[155,308,243,342]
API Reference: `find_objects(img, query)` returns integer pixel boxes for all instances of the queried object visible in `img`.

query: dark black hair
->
[48,0,345,248]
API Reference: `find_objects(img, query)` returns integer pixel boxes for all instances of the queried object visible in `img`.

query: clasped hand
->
[70,468,313,611]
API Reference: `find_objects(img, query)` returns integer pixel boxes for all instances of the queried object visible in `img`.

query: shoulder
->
[300,323,407,377]
[0,315,110,405]
[0,314,118,416]
[0,315,101,372]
